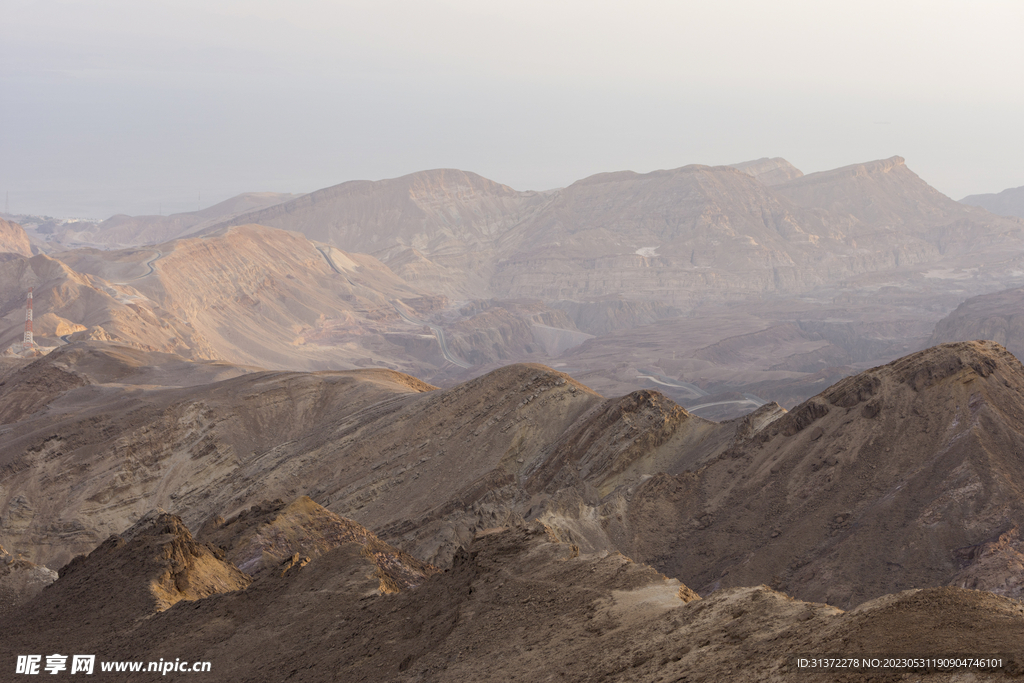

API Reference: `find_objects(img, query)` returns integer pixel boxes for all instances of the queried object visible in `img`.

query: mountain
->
[212,169,552,297]
[3,518,1021,682]
[54,224,452,373]
[928,286,1024,360]
[208,158,1024,311]
[625,340,1024,607]
[490,163,853,306]
[773,156,1024,262]
[0,219,33,257]
[0,253,215,357]
[31,192,299,249]
[961,184,1024,219]
[9,336,1024,613]
[24,157,1024,415]
[0,342,437,568]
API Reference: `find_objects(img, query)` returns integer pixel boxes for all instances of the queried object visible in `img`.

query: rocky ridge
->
[3,520,1022,682]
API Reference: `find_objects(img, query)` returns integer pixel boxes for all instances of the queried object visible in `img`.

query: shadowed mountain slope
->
[626,340,1024,607]
[3,521,1022,682]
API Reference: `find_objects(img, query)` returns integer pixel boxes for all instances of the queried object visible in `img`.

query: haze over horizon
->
[2,0,1023,218]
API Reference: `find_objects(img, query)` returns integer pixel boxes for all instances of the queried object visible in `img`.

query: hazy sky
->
[2,0,1023,218]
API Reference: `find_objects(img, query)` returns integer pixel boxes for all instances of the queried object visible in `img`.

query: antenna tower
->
[23,288,34,346]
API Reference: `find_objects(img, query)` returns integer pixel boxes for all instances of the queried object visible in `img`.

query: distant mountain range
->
[961,184,1024,219]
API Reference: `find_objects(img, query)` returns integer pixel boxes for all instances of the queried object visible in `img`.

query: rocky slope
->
[49,224,476,375]
[199,496,437,588]
[0,342,438,567]
[0,543,56,618]
[212,169,552,297]
[625,340,1024,607]
[0,252,216,357]
[3,520,1021,682]
[9,338,1024,614]
[0,218,33,257]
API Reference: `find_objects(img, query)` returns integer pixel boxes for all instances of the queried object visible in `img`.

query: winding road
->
[392,302,472,369]
[686,393,769,414]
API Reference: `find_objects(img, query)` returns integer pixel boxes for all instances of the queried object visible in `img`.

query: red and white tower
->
[23,288,34,346]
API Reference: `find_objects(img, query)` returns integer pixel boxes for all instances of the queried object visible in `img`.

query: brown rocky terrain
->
[0,542,56,618]
[7,338,1024,618]
[0,218,33,257]
[3,520,1021,682]
[7,156,1024,678]
[624,340,1024,608]
[199,496,437,588]
[962,184,1024,219]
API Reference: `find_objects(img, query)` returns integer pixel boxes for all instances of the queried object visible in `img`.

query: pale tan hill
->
[491,164,850,306]
[774,156,1024,260]
[962,184,1024,219]
[213,169,552,297]
[4,522,1022,682]
[47,192,299,248]
[0,218,33,257]
[59,224,465,375]
[928,286,1024,359]
[625,341,1024,607]
[0,253,216,358]
[729,156,804,185]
